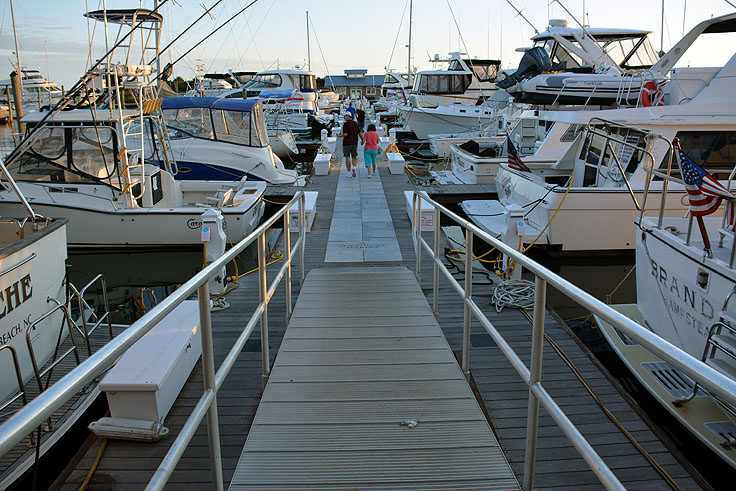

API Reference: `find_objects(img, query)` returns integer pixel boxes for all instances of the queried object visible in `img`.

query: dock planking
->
[56,151,704,489]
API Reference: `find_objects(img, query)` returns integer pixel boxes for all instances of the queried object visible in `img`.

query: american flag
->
[507,138,531,173]
[676,146,735,227]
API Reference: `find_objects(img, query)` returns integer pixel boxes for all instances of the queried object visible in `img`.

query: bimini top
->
[161,97,260,112]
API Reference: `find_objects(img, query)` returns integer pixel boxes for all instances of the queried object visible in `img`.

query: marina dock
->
[56,156,703,489]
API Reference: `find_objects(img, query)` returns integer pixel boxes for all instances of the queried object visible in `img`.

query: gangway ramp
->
[230,267,520,490]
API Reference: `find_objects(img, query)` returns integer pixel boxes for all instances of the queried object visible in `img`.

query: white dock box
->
[289,191,318,232]
[313,153,331,175]
[404,191,436,232]
[100,300,201,423]
[326,136,337,154]
[387,152,405,175]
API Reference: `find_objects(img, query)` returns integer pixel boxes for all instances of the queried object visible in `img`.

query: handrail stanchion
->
[461,227,473,377]
[197,282,224,491]
[433,207,440,314]
[258,232,271,387]
[299,193,306,284]
[414,192,421,284]
[284,208,293,323]
[523,275,547,490]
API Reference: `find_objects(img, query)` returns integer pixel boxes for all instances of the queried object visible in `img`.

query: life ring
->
[641,81,664,107]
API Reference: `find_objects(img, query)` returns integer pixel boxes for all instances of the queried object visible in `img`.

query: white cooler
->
[387,152,405,175]
[313,153,331,175]
[289,191,318,232]
[404,191,437,232]
[100,300,201,423]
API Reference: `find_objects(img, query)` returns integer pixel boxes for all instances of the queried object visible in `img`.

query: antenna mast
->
[504,0,539,35]
[407,0,413,85]
[306,11,311,71]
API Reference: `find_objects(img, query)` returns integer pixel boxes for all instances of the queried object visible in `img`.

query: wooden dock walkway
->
[230,267,519,490]
[56,151,705,489]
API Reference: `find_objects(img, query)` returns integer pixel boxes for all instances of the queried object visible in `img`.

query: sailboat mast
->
[407,0,413,85]
[660,0,665,55]
[306,11,311,71]
[9,0,23,94]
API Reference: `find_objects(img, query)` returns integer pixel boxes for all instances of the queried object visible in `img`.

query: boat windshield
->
[5,124,122,187]
[412,73,472,94]
[599,35,659,69]
[244,74,282,89]
[163,107,214,139]
[164,104,268,147]
[467,61,500,82]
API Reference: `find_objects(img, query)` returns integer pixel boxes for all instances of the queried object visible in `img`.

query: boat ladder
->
[675,307,736,442]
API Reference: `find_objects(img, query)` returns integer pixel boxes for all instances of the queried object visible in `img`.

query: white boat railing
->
[410,190,736,490]
[0,191,307,491]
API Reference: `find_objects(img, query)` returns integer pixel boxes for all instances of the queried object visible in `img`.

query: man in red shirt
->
[337,113,364,177]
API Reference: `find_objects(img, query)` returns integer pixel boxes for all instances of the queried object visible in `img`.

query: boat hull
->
[0,220,67,402]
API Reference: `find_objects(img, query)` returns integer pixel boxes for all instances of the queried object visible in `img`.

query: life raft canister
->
[641,81,664,107]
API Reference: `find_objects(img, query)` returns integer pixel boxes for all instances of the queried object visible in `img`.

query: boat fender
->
[641,81,664,107]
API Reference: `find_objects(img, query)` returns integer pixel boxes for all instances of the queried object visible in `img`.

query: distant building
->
[324,69,385,102]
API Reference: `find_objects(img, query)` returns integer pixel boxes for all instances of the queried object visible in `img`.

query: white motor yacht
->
[161,97,298,185]
[594,145,736,469]
[402,52,501,108]
[462,13,736,253]
[0,67,62,111]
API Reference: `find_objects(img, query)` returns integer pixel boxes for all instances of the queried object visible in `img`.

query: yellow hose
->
[79,438,108,491]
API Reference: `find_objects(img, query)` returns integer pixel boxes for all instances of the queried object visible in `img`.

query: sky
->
[1,0,735,88]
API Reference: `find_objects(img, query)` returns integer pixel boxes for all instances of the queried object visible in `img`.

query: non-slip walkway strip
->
[230,267,519,490]
[325,159,402,262]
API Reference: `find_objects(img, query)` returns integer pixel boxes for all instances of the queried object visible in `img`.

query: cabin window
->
[413,74,471,94]
[366,86,376,96]
[600,36,659,70]
[9,125,120,186]
[659,131,736,180]
[579,125,648,186]
[300,75,317,92]
[250,105,269,147]
[163,107,214,140]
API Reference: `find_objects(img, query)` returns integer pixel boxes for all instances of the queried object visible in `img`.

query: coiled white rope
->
[491,279,535,312]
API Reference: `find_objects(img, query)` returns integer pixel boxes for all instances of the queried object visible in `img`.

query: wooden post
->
[5,86,14,130]
[10,71,24,134]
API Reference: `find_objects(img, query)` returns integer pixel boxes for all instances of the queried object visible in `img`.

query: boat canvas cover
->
[161,97,260,113]
[257,89,299,100]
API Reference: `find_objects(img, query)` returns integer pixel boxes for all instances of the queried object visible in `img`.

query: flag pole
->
[695,215,712,257]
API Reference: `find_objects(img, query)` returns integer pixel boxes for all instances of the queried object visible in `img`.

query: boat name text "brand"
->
[0,274,33,320]
[649,259,714,337]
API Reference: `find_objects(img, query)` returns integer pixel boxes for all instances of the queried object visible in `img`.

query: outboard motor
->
[307,113,331,139]
[496,47,552,90]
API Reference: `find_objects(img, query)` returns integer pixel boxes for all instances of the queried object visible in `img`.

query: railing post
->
[433,205,440,314]
[258,233,271,387]
[284,208,292,323]
[197,282,224,491]
[523,275,547,490]
[299,193,306,284]
[462,227,473,377]
[414,192,422,284]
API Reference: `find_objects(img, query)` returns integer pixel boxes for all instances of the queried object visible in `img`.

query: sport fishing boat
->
[161,97,299,184]
[595,139,736,469]
[0,9,266,249]
[462,12,736,253]
[497,19,660,107]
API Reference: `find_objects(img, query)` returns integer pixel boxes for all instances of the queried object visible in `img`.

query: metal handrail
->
[0,191,306,491]
[70,274,114,356]
[411,190,736,490]
[0,345,28,414]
